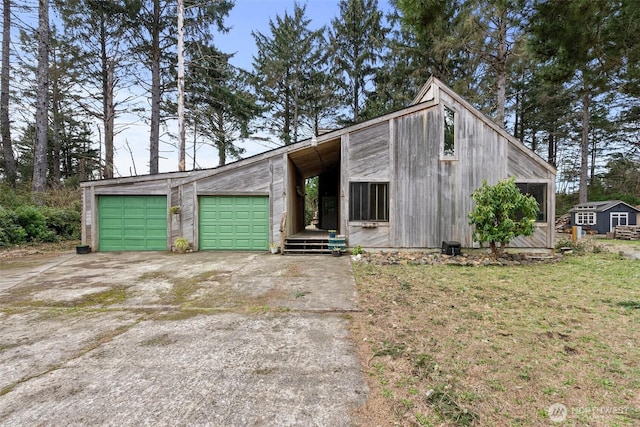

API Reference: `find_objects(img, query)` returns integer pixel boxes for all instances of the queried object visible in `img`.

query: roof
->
[569,200,640,213]
[413,77,556,176]
[81,77,555,188]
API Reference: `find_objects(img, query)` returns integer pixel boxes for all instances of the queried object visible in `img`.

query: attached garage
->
[199,196,269,250]
[98,195,167,251]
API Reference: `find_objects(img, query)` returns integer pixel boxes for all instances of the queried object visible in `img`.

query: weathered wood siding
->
[507,144,551,179]
[348,123,390,180]
[386,103,507,248]
[343,124,391,247]
[270,156,285,245]
[196,160,270,194]
[510,226,549,248]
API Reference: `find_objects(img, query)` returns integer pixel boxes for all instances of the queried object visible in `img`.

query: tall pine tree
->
[328,0,386,125]
[252,2,323,145]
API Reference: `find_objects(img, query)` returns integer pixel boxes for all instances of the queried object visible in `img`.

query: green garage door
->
[199,196,269,250]
[98,195,167,251]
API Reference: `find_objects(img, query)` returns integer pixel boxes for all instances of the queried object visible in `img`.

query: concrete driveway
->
[0,251,367,426]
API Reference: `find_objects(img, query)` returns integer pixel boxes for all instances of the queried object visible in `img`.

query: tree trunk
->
[1,0,16,185]
[148,0,161,175]
[352,40,360,124]
[104,58,115,178]
[579,90,590,204]
[216,110,226,166]
[283,78,291,145]
[50,46,61,185]
[100,16,115,179]
[547,132,556,168]
[33,0,49,197]
[590,134,597,187]
[495,8,507,128]
[51,87,61,185]
[177,0,186,171]
[513,85,520,140]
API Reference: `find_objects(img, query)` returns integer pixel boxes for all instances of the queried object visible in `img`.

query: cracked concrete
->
[0,251,367,426]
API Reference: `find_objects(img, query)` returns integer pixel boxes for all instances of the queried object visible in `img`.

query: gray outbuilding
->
[569,200,640,234]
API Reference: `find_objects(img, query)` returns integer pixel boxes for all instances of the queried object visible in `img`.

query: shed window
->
[610,212,627,228]
[350,182,389,222]
[443,106,455,157]
[516,183,547,222]
[576,212,596,225]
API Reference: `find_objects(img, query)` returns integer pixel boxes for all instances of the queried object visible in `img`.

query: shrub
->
[0,205,27,245]
[14,205,58,242]
[351,245,364,255]
[468,178,539,257]
[174,237,190,253]
[45,207,81,240]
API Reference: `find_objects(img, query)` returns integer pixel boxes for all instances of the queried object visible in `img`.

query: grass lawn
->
[350,252,640,426]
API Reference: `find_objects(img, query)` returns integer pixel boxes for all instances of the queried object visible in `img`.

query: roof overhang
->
[287,137,341,178]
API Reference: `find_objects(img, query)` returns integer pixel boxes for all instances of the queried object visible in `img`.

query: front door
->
[610,212,628,232]
[321,196,338,230]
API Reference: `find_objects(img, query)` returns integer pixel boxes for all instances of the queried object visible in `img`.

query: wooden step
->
[283,237,332,255]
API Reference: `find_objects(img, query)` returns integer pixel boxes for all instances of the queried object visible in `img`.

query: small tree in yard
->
[468,178,539,258]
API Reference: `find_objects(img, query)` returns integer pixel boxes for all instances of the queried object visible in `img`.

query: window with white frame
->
[610,212,628,228]
[443,106,455,158]
[575,212,596,225]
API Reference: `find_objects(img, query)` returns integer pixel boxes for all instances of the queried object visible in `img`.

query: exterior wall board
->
[510,226,549,248]
[345,124,391,247]
[270,156,285,245]
[348,122,390,180]
[197,160,270,194]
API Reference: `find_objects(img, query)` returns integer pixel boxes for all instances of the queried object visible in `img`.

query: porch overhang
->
[287,137,341,178]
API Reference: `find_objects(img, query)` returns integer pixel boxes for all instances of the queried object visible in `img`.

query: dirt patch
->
[356,250,560,266]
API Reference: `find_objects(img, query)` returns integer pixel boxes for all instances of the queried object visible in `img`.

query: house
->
[569,200,640,234]
[80,77,556,252]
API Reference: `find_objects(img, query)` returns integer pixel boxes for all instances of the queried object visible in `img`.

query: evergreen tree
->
[33,0,50,197]
[328,0,386,124]
[125,0,232,174]
[528,0,636,203]
[361,9,428,119]
[56,0,132,179]
[251,2,323,145]
[186,43,260,166]
[394,0,527,127]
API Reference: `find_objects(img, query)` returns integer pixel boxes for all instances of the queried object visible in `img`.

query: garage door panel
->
[252,212,268,221]
[146,218,167,227]
[219,212,235,220]
[199,196,269,250]
[99,195,167,251]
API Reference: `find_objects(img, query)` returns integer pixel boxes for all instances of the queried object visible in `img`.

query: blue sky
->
[218,1,334,70]
[125,0,394,175]
[216,0,393,70]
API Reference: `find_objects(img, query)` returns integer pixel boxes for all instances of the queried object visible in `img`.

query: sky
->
[116,0,392,177]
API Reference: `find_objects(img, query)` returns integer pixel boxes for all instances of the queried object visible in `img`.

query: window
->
[575,212,596,225]
[611,212,628,229]
[516,183,547,222]
[349,182,389,222]
[443,106,455,157]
